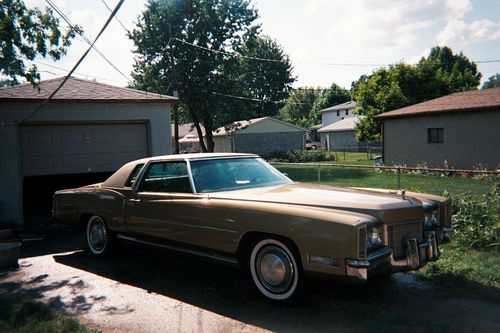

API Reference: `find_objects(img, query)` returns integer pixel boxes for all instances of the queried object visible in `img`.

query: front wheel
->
[86,215,114,256]
[249,238,304,302]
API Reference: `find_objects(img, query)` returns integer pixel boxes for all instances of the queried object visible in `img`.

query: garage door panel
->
[21,123,149,176]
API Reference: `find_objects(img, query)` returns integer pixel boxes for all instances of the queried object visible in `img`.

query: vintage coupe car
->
[53,153,452,302]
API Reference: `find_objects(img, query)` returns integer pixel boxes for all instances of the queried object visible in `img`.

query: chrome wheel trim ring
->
[256,246,293,293]
[87,216,107,255]
[250,239,299,301]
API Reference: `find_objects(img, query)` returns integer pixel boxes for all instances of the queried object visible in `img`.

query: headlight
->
[425,209,438,229]
[367,226,382,250]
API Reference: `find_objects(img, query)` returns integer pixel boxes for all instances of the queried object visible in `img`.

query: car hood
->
[209,183,424,223]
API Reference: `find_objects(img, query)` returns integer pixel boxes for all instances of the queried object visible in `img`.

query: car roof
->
[101,153,259,188]
[133,152,258,164]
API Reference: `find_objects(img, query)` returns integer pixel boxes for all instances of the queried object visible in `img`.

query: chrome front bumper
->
[346,231,440,282]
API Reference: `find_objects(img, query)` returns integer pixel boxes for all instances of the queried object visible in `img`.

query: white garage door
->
[20,123,149,176]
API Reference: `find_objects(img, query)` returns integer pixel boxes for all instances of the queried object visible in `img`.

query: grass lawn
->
[274,164,497,198]
[0,295,99,333]
[417,246,500,301]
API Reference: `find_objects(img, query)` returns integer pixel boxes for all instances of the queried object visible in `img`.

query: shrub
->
[268,150,335,163]
[451,184,499,250]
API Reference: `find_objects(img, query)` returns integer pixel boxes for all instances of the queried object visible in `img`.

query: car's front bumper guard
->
[346,231,440,282]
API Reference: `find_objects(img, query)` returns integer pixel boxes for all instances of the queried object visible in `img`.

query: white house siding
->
[322,110,356,127]
[383,109,500,169]
[0,102,172,225]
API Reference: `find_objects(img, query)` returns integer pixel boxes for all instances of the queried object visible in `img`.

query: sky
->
[24,0,500,90]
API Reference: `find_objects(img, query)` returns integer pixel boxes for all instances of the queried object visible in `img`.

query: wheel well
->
[236,231,302,266]
[78,213,92,228]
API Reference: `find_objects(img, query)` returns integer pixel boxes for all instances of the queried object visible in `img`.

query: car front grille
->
[386,220,423,259]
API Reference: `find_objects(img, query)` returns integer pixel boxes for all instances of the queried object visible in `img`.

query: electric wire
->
[17,0,126,124]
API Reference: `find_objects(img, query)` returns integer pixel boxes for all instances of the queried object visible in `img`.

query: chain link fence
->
[270,162,499,199]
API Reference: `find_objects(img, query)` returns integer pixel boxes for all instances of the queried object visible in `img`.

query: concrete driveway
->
[1,226,499,332]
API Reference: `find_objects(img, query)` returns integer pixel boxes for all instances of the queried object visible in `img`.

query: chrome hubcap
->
[89,218,107,251]
[256,245,293,293]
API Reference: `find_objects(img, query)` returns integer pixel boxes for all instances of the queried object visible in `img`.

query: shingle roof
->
[172,123,206,138]
[213,117,305,136]
[0,76,177,104]
[319,101,356,113]
[317,116,360,132]
[376,87,500,119]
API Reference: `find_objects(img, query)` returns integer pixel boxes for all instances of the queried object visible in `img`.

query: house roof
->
[376,87,500,120]
[213,117,305,136]
[318,116,360,133]
[173,123,205,138]
[0,76,177,104]
[318,101,356,113]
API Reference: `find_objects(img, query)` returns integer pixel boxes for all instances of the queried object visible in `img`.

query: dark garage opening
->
[22,172,113,225]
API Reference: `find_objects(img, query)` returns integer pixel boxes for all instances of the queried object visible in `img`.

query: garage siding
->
[20,123,149,176]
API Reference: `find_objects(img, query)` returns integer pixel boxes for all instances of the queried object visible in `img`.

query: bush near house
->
[419,184,500,293]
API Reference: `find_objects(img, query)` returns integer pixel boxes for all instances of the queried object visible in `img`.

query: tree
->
[482,73,500,89]
[352,64,419,141]
[308,83,350,126]
[130,0,259,152]
[353,46,482,141]
[230,35,295,118]
[0,0,79,86]
[277,88,320,128]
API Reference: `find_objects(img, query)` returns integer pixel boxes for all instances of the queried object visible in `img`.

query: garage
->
[20,123,149,176]
[0,76,177,226]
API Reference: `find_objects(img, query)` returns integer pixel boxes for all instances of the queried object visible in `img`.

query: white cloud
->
[437,18,500,44]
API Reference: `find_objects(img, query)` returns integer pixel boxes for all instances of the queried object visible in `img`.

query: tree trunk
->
[193,121,208,152]
[205,129,215,152]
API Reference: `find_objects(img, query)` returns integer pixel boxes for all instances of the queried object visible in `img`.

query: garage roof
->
[0,76,178,104]
[318,116,360,133]
[376,87,500,119]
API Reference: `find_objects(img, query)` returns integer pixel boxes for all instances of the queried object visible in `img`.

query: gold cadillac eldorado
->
[53,153,452,302]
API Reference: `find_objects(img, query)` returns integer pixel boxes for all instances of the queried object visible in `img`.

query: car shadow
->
[51,241,500,332]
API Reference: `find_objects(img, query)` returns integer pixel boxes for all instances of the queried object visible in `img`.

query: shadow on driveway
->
[50,239,500,332]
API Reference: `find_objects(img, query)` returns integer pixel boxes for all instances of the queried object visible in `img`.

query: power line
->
[44,0,132,84]
[174,37,500,67]
[23,57,125,83]
[17,0,125,124]
[173,38,287,64]
[100,0,132,36]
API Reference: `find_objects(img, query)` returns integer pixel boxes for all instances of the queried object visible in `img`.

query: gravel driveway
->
[1,226,499,332]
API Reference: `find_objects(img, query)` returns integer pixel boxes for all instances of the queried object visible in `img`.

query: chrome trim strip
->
[116,234,238,265]
[367,247,393,261]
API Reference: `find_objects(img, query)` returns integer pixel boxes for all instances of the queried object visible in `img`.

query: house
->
[319,101,357,127]
[212,117,306,156]
[376,87,500,169]
[318,117,363,151]
[171,123,205,153]
[0,76,177,225]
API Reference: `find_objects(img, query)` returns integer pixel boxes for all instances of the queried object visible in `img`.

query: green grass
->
[0,295,99,333]
[417,245,500,301]
[274,164,497,198]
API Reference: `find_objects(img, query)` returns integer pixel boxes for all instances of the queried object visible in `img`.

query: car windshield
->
[190,157,292,193]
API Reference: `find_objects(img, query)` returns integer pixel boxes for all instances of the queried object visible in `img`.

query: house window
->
[428,128,444,143]
[337,111,339,116]
[346,109,349,115]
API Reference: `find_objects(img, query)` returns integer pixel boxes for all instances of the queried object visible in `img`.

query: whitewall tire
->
[86,215,112,256]
[249,238,303,302]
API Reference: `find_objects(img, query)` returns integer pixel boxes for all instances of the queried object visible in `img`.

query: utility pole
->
[168,20,180,154]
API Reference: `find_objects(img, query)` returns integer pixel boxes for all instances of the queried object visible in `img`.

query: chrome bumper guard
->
[346,231,440,282]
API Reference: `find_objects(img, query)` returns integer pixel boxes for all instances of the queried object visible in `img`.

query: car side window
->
[124,164,144,188]
[138,162,192,193]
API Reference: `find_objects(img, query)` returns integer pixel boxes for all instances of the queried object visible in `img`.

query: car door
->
[124,160,195,239]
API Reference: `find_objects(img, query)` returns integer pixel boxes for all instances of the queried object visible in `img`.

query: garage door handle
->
[129,198,141,203]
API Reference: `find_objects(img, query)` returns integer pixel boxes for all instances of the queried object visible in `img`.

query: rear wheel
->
[86,215,114,256]
[249,238,304,302]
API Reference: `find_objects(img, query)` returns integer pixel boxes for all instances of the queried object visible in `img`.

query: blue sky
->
[25,0,500,89]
